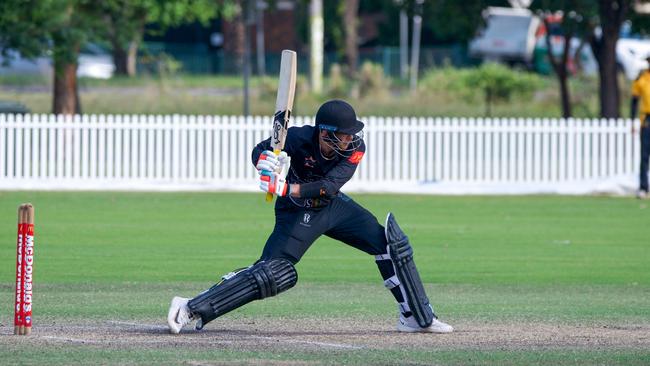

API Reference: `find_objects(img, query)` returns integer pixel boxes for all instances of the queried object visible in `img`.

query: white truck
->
[616,38,650,80]
[468,7,540,67]
[470,7,650,80]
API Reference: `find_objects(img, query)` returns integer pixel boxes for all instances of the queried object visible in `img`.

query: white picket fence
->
[0,114,640,194]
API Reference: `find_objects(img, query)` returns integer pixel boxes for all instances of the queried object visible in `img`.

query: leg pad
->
[385,213,435,328]
[188,259,297,326]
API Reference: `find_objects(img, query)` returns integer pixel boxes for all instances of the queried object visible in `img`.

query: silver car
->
[0,43,115,79]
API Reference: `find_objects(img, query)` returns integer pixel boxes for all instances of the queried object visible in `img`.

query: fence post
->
[172,115,180,182]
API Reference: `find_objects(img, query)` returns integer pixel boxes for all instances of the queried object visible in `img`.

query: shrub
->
[419,63,543,116]
[358,61,391,99]
[457,63,543,116]
[327,63,348,98]
[419,66,467,95]
[139,52,183,77]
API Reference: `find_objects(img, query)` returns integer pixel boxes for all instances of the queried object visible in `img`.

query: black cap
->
[315,99,364,135]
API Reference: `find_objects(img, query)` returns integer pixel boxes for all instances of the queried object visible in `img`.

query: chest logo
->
[303,213,311,223]
[304,156,316,168]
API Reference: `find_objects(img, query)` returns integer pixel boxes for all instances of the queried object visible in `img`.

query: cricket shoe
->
[397,314,454,333]
[636,190,648,200]
[167,296,195,334]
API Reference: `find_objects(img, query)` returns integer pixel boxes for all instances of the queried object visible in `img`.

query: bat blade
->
[266,50,297,202]
[271,50,297,152]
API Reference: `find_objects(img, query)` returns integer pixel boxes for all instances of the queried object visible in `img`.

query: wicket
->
[14,203,35,336]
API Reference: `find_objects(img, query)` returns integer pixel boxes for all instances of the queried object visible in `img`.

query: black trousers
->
[259,193,415,316]
[641,126,650,192]
[260,193,387,263]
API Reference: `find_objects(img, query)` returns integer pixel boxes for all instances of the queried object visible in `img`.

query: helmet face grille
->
[321,130,363,156]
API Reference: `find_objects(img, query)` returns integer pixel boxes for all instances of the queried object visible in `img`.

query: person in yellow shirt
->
[630,58,650,199]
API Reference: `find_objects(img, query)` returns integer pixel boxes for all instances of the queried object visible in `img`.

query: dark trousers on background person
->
[641,125,650,192]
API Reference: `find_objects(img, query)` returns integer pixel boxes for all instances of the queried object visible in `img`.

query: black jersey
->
[252,125,365,208]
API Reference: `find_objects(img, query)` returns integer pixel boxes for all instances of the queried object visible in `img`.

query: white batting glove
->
[259,152,291,197]
[260,171,290,197]
[256,150,280,174]
[277,151,290,174]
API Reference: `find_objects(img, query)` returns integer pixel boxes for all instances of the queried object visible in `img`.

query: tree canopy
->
[0,0,235,113]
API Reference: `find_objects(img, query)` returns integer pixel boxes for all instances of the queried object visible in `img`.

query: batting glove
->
[256,150,280,174]
[259,151,291,197]
[277,151,290,171]
[260,171,290,197]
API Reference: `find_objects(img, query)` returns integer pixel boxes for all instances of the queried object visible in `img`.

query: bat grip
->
[265,149,282,202]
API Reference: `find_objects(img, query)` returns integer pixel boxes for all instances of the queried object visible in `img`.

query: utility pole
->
[310,0,324,93]
[409,0,423,91]
[243,0,253,116]
[256,0,266,76]
[398,1,408,80]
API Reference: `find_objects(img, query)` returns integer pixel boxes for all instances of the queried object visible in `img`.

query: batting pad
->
[385,213,435,328]
[188,259,298,327]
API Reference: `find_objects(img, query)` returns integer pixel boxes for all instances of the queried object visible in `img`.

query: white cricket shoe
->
[636,190,648,200]
[397,314,454,333]
[167,296,194,334]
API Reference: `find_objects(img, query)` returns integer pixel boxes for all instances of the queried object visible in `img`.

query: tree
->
[584,0,650,118]
[533,0,646,118]
[587,0,632,118]
[97,1,149,77]
[0,0,234,114]
[98,0,236,77]
[542,13,572,117]
[368,0,495,46]
[343,0,360,79]
[421,0,499,44]
[538,8,587,118]
[0,0,104,114]
[294,0,495,71]
[531,0,596,118]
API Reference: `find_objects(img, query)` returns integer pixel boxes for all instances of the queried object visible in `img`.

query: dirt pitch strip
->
[2,318,649,352]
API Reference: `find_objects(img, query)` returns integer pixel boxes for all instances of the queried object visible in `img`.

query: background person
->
[630,58,650,199]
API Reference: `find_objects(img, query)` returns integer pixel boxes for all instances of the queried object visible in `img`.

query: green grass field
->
[0,192,649,365]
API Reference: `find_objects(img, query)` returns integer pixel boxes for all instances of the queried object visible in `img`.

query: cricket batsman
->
[167,99,453,334]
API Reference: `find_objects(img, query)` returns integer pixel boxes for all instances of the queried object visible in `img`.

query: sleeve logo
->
[348,151,364,164]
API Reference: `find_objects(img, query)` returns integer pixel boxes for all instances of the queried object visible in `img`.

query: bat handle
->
[265,149,282,203]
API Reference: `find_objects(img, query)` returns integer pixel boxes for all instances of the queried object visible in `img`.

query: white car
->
[0,43,115,79]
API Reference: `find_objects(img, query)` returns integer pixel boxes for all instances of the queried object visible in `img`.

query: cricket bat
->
[266,50,297,202]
